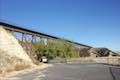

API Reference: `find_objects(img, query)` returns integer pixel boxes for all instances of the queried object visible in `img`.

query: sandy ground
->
[0,63,49,80]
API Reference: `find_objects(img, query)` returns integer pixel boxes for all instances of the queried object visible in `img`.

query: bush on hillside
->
[32,39,79,61]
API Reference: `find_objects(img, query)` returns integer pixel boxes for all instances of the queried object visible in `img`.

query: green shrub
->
[32,39,79,61]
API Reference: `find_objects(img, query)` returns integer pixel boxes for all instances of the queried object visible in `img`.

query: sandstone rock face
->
[0,26,32,62]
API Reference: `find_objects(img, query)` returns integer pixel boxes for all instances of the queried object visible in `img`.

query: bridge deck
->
[0,22,91,48]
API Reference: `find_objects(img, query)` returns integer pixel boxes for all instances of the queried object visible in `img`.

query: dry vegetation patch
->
[0,51,31,75]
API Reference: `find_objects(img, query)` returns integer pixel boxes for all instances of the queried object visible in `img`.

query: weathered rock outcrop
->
[89,48,110,57]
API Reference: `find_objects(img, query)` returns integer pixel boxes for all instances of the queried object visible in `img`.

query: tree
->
[32,38,79,61]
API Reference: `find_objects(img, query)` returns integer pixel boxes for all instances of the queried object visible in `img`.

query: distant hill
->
[77,47,120,57]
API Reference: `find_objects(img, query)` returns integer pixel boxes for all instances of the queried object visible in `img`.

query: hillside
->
[0,26,33,74]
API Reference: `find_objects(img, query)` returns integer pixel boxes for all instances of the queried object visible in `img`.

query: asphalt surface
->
[43,63,120,80]
[8,63,120,80]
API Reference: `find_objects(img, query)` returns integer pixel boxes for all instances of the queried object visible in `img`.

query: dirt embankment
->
[0,26,33,75]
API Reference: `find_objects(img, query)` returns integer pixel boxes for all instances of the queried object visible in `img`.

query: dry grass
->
[14,61,31,71]
[0,62,31,75]
[0,69,2,74]
[0,53,32,75]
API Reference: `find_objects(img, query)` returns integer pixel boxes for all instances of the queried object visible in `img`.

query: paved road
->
[8,63,120,80]
[43,63,120,80]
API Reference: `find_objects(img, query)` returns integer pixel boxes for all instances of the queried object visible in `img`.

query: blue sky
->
[0,0,120,51]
